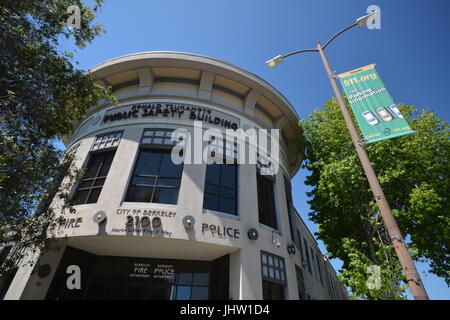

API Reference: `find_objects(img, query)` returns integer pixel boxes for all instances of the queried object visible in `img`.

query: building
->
[2,52,347,300]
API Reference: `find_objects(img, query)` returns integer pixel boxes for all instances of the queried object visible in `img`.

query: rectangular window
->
[73,150,116,204]
[311,247,319,281]
[125,149,183,204]
[141,128,183,146]
[203,163,238,215]
[304,239,313,276]
[91,131,123,151]
[326,272,334,298]
[257,173,277,230]
[296,229,304,264]
[316,254,324,286]
[206,136,238,161]
[283,176,296,243]
[261,251,286,300]
[295,265,306,300]
[262,280,285,300]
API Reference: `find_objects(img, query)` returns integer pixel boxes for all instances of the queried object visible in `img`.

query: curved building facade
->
[3,52,347,300]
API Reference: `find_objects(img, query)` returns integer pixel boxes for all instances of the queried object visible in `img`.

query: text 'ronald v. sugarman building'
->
[2,52,347,300]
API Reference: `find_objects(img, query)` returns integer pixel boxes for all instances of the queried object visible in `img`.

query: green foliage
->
[339,236,407,300]
[0,0,113,276]
[302,98,450,298]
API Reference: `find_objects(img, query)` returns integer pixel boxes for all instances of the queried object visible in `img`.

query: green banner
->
[338,64,413,143]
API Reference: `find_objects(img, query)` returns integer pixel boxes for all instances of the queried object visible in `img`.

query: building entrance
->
[46,246,229,300]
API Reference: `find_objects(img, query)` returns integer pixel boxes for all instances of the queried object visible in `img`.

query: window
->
[257,173,277,229]
[327,272,342,300]
[311,247,319,281]
[73,150,116,204]
[261,251,286,300]
[140,129,182,146]
[125,149,183,204]
[91,131,122,151]
[171,261,211,300]
[295,265,306,300]
[203,163,238,215]
[327,272,334,299]
[125,129,184,204]
[262,281,285,300]
[206,135,238,161]
[283,176,296,243]
[316,254,324,286]
[296,230,305,264]
[328,273,338,300]
[303,239,314,277]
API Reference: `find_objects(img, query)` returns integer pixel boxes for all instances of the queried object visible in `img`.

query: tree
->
[0,0,113,276]
[301,98,450,299]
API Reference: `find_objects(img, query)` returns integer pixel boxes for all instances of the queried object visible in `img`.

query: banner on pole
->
[338,64,413,143]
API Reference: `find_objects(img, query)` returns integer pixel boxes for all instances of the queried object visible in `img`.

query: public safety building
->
[2,52,348,300]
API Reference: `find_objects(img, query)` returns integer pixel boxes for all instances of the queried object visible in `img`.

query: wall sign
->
[129,263,152,279]
[116,208,177,218]
[111,208,175,237]
[103,103,239,131]
[59,217,83,229]
[202,223,240,239]
[153,264,175,280]
[128,263,175,280]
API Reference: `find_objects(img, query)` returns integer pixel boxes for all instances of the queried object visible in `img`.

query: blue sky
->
[62,0,450,299]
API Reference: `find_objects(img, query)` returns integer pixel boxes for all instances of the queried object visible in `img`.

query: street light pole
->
[315,41,429,300]
[266,11,429,300]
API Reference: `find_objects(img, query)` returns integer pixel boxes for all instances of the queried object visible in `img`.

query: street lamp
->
[266,11,429,300]
[266,11,378,68]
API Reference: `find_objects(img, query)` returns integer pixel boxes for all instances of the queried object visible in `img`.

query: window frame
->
[72,150,116,205]
[256,171,278,230]
[295,265,306,300]
[283,176,296,243]
[123,128,185,205]
[296,229,305,264]
[304,238,313,276]
[124,147,184,205]
[203,162,239,216]
[260,251,287,300]
[315,254,324,287]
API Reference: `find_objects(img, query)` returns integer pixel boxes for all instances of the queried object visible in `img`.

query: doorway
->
[46,246,229,300]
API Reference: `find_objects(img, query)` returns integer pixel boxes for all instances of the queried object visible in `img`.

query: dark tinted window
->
[261,251,286,300]
[304,238,313,275]
[284,176,296,242]
[257,173,277,229]
[73,151,115,204]
[203,163,238,215]
[295,265,306,300]
[125,149,183,204]
[262,280,285,300]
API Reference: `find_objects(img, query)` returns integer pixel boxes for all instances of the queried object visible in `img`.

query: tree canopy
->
[301,99,449,299]
[0,0,112,274]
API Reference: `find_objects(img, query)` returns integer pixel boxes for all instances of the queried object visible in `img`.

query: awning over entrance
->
[67,235,239,261]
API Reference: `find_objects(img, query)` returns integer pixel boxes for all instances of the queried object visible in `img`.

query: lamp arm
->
[321,22,358,50]
[282,48,318,59]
